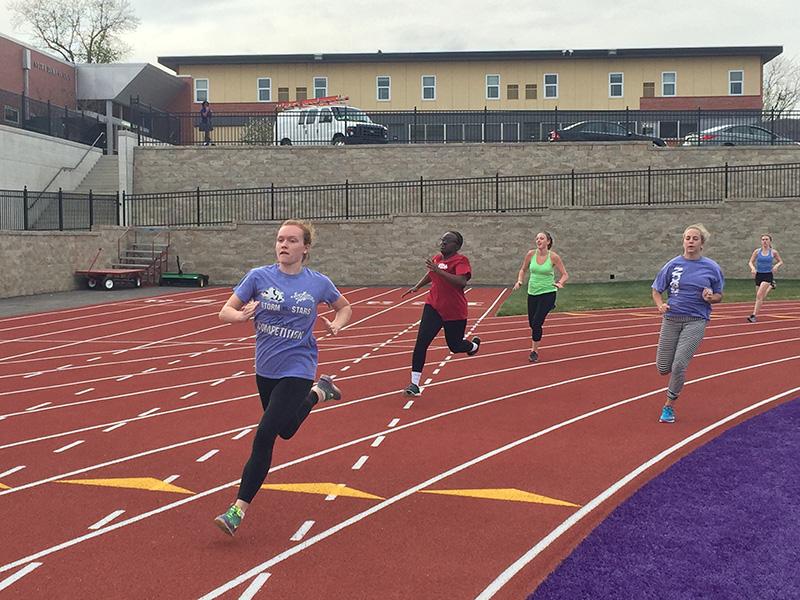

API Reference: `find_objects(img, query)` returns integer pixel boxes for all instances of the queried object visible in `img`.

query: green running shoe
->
[214,504,244,536]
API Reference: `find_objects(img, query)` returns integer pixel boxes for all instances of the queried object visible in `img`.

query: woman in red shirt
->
[400,231,481,396]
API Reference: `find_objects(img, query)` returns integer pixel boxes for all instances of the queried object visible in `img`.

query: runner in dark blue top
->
[747,234,784,323]
[214,219,352,536]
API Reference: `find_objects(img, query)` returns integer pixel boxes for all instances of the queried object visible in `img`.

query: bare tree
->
[8,0,140,63]
[763,55,800,115]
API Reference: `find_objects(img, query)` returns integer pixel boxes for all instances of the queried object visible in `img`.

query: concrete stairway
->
[73,155,119,194]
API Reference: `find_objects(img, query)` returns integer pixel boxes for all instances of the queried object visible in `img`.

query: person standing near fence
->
[213,219,352,536]
[400,231,481,396]
[513,231,568,362]
[747,233,784,323]
[199,100,214,146]
[651,224,724,424]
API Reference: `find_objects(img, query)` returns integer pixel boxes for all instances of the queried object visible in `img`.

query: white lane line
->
[196,449,219,463]
[224,343,233,347]
[351,455,369,470]
[180,392,198,400]
[233,371,246,377]
[142,367,157,374]
[56,364,73,370]
[238,573,271,600]
[424,378,433,385]
[403,401,414,410]
[432,369,441,375]
[325,484,346,501]
[372,347,380,352]
[116,375,133,381]
[237,337,249,342]
[163,475,180,484]
[168,360,181,365]
[88,510,125,530]
[210,379,225,387]
[26,402,51,411]
[289,520,315,542]
[371,436,385,448]
[0,465,25,478]
[340,366,350,372]
[232,429,252,440]
[53,440,84,453]
[112,350,127,355]
[86,357,102,362]
[474,384,800,599]
[189,352,201,358]
[387,418,400,428]
[137,408,160,417]
[0,562,43,592]
[23,372,42,378]
[353,359,362,364]
[102,423,126,433]
[74,388,95,396]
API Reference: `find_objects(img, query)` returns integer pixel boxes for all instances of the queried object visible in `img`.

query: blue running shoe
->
[214,504,244,536]
[659,405,675,423]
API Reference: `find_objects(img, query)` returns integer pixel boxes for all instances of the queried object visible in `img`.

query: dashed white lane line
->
[163,475,180,484]
[0,465,25,479]
[102,423,126,433]
[74,387,95,396]
[0,562,42,592]
[371,436,385,448]
[351,455,369,470]
[138,408,160,417]
[325,483,346,501]
[232,429,252,440]
[86,356,102,362]
[56,364,73,370]
[424,378,433,385]
[26,402,51,411]
[168,360,181,365]
[238,572,271,600]
[387,418,400,428]
[403,401,414,410]
[53,440,84,454]
[142,367,157,374]
[180,392,198,400]
[116,375,133,382]
[233,371,246,377]
[23,372,42,379]
[340,366,351,372]
[112,350,127,355]
[210,379,226,387]
[196,449,219,463]
[289,520,315,542]
[88,510,125,530]
[432,369,441,375]
[189,352,201,358]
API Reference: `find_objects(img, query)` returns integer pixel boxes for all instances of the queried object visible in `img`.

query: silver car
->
[683,124,799,146]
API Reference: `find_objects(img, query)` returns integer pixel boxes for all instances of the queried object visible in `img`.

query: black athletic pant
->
[527,291,557,342]
[411,304,472,373]
[237,375,315,503]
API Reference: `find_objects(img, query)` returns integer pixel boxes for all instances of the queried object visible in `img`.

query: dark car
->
[683,124,799,146]
[548,120,667,146]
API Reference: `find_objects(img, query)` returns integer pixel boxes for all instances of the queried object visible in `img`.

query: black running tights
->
[411,303,472,373]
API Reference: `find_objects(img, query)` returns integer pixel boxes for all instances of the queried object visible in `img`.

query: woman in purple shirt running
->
[651,224,724,424]
[213,219,352,536]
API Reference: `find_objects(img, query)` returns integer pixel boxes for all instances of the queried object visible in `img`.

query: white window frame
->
[422,75,436,101]
[376,75,391,101]
[486,74,500,100]
[257,77,271,102]
[544,73,558,99]
[609,72,624,98]
[729,70,744,95]
[313,76,328,98]
[194,78,209,103]
[661,72,676,97]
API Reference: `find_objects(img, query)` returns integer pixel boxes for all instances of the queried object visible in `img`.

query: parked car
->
[276,105,388,146]
[548,121,667,146]
[683,124,800,146]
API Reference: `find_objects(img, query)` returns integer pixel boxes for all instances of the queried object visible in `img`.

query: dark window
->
[305,108,318,125]
[507,84,519,100]
[525,84,537,99]
[278,87,289,102]
[296,87,307,101]
[659,121,679,138]
[4,105,19,124]
[643,82,655,97]
[319,108,332,123]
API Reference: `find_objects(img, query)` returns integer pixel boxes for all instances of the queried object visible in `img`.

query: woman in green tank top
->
[513,231,569,362]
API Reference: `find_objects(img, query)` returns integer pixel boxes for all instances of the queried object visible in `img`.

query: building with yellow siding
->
[158,46,781,113]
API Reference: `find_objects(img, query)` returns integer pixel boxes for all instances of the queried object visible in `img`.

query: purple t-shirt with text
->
[234,264,341,379]
[652,255,724,320]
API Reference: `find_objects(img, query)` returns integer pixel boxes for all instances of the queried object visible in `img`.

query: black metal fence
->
[122,162,800,227]
[132,106,800,147]
[0,88,108,149]
[0,188,119,231]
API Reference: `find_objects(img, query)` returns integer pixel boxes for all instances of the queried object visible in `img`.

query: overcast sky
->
[1,0,797,68]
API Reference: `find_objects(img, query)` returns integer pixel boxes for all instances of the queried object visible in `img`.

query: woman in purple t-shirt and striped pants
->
[651,224,724,424]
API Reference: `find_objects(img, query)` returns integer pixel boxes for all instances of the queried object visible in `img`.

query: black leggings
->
[411,304,473,373]
[527,292,557,342]
[238,375,315,503]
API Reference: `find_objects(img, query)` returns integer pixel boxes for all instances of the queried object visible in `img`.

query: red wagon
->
[74,267,145,290]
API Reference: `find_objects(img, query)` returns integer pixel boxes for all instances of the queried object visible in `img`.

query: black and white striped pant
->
[656,315,707,401]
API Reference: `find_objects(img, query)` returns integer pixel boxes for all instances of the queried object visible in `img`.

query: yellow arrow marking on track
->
[57,477,194,494]
[261,482,384,500]
[0,482,10,490]
[420,488,580,507]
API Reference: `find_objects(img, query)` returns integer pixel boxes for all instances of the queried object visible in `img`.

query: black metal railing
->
[0,188,119,231]
[132,106,800,147]
[121,161,800,227]
[0,88,108,149]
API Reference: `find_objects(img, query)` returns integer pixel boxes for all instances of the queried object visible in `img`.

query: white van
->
[276,105,388,146]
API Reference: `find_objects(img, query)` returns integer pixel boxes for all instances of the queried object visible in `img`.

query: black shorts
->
[755,272,774,286]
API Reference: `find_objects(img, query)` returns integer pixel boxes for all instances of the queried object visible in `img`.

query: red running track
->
[0,286,799,599]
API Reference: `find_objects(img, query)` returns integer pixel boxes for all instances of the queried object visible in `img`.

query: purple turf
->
[529,397,800,600]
